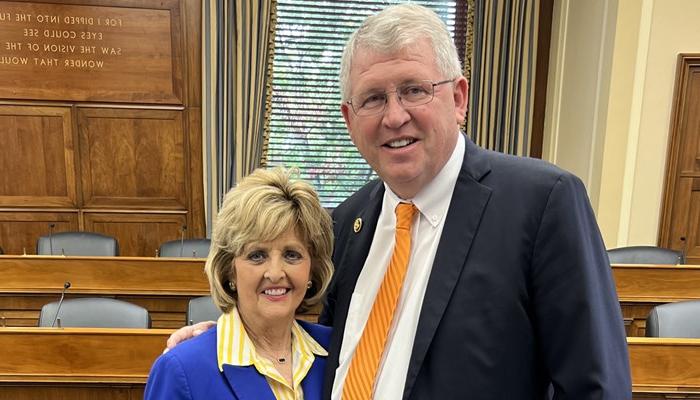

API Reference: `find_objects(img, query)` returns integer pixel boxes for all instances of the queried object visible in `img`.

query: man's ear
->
[452,76,469,124]
[341,102,355,142]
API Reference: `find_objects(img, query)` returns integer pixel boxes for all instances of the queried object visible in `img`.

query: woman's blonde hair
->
[205,167,334,314]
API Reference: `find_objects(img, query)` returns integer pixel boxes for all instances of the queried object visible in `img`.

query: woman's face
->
[232,228,312,327]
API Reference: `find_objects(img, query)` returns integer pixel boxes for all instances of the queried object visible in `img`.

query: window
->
[267,0,464,208]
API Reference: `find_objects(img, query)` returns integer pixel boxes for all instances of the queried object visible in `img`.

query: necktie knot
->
[395,203,417,231]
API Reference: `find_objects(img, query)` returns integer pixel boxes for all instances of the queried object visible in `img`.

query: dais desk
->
[0,327,171,400]
[613,264,700,336]
[629,337,700,399]
[0,255,210,328]
[0,328,697,400]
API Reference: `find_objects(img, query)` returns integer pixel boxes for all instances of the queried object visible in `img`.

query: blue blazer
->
[321,136,632,399]
[145,320,330,400]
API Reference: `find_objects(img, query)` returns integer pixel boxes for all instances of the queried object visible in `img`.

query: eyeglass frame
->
[346,78,456,116]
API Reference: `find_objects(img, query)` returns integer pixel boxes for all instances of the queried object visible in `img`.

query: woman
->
[145,167,334,400]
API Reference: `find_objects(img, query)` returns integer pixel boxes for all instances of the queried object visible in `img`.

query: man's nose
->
[382,93,410,127]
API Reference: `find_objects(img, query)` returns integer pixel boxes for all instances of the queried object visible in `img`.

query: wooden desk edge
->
[0,255,206,262]
[627,337,700,345]
[0,327,175,335]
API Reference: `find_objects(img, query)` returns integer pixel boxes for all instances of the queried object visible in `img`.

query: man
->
[169,4,632,399]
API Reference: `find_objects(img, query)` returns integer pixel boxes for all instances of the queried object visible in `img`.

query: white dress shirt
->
[332,133,465,399]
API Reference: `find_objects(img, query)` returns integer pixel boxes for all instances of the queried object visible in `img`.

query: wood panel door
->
[660,54,700,264]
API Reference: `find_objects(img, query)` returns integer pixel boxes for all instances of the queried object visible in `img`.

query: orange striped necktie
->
[342,202,418,400]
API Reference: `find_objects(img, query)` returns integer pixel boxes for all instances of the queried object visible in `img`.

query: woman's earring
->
[306,280,312,289]
[229,281,236,292]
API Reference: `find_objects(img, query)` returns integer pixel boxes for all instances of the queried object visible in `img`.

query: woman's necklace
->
[258,347,291,364]
[245,324,292,366]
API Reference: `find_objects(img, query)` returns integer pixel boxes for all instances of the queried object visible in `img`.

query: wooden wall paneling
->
[187,108,205,238]
[182,0,201,107]
[0,211,78,255]
[182,0,204,237]
[0,0,204,257]
[0,105,76,207]
[169,0,185,104]
[178,0,205,237]
[83,212,187,257]
[76,107,187,209]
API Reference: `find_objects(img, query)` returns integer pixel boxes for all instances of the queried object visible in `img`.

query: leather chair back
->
[159,239,211,258]
[37,231,119,256]
[607,245,683,265]
[646,300,700,338]
[38,297,151,328]
[187,296,221,325]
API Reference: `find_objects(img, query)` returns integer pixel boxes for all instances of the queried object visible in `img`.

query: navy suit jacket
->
[145,320,330,400]
[320,137,631,399]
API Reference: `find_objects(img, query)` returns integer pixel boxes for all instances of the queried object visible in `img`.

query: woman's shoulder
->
[145,328,220,399]
[160,326,218,366]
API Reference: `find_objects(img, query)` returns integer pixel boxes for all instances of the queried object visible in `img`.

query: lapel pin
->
[353,218,362,233]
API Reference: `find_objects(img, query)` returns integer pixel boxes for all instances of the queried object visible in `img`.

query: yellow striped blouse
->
[217,307,327,400]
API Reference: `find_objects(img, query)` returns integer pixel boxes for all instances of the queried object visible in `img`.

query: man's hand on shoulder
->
[164,320,216,353]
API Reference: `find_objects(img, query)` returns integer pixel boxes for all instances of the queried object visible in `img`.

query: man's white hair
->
[339,3,463,101]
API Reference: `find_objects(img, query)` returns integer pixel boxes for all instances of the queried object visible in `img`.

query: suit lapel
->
[335,184,384,317]
[402,139,493,399]
[222,364,276,400]
[302,355,327,400]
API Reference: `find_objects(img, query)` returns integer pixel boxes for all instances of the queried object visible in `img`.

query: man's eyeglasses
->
[347,79,455,117]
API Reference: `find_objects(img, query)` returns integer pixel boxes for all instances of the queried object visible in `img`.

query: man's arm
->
[531,172,631,397]
[164,320,216,352]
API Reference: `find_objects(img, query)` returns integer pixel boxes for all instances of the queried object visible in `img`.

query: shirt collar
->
[384,132,465,227]
[216,307,327,371]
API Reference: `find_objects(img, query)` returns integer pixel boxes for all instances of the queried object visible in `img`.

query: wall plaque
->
[0,1,183,103]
